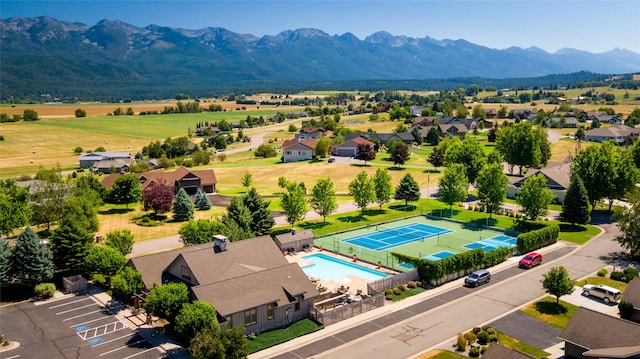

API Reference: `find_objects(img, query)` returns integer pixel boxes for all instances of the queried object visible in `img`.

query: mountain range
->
[2,16,640,100]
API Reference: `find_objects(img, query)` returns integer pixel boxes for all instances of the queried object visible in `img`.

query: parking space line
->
[91,333,135,347]
[77,321,129,340]
[122,347,159,359]
[5,355,21,359]
[49,297,91,309]
[70,316,109,328]
[99,339,146,356]
[63,310,101,321]
[56,303,97,315]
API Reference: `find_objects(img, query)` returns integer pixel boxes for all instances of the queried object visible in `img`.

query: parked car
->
[519,252,542,269]
[582,284,621,303]
[328,157,335,163]
[465,269,491,287]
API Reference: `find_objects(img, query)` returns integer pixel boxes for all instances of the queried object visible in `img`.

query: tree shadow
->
[350,163,372,167]
[387,166,406,171]
[535,301,568,315]
[469,217,498,227]
[428,208,459,217]
[299,221,331,230]
[590,210,615,225]
[558,223,587,233]
[423,169,441,174]
[99,208,134,215]
[337,215,366,223]
[389,205,416,212]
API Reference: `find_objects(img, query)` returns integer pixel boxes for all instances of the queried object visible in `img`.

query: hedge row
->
[516,225,559,254]
[393,247,511,283]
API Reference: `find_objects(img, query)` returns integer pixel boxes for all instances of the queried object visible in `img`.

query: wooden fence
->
[311,292,385,326]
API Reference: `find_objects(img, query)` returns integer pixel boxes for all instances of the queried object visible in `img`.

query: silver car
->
[582,284,621,303]
[465,269,491,287]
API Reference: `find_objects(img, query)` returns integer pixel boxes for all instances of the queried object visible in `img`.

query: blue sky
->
[2,0,639,54]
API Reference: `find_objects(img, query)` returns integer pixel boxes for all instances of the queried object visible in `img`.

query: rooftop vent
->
[213,234,229,252]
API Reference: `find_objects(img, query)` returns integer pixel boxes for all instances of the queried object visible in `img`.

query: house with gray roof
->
[128,235,319,335]
[622,277,640,323]
[584,125,640,144]
[558,307,640,359]
[79,151,131,169]
[482,343,537,359]
[507,162,571,202]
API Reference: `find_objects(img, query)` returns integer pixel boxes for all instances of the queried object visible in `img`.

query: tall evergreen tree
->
[242,188,274,235]
[50,217,94,273]
[195,190,212,210]
[12,227,54,286]
[0,239,13,284]
[560,173,590,225]
[173,188,194,222]
[394,173,421,207]
[224,197,253,234]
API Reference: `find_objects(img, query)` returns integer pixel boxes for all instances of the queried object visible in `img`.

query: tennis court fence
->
[367,269,420,295]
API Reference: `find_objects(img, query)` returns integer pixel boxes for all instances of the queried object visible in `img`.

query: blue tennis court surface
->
[425,251,456,261]
[343,222,453,251]
[463,235,517,252]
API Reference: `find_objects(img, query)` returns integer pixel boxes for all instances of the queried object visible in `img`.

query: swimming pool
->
[301,253,389,282]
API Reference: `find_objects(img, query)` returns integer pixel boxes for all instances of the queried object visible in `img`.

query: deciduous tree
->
[105,229,135,256]
[444,138,486,184]
[111,267,145,299]
[144,282,190,322]
[0,178,31,237]
[372,168,393,210]
[314,136,331,158]
[356,143,376,165]
[30,165,72,229]
[179,219,227,245]
[84,245,126,282]
[348,171,375,213]
[516,173,555,221]
[142,183,175,215]
[391,143,410,167]
[614,195,640,257]
[310,178,337,222]
[428,147,445,170]
[175,301,219,342]
[189,327,248,359]
[280,182,308,227]
[541,266,576,305]
[426,127,440,146]
[476,163,508,218]
[108,174,142,208]
[438,164,468,212]
[394,174,421,207]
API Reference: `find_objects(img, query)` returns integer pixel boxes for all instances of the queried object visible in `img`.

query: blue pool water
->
[302,253,389,282]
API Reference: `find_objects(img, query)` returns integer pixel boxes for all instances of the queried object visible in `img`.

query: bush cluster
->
[597,268,608,277]
[610,267,639,283]
[395,247,510,283]
[34,283,56,298]
[516,224,559,253]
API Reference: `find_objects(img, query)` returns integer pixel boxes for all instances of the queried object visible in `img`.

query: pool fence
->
[311,292,385,326]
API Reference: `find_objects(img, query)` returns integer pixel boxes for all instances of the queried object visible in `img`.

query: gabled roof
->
[79,151,131,160]
[511,162,571,189]
[337,136,374,149]
[439,124,468,134]
[558,307,640,351]
[482,343,537,359]
[275,229,314,245]
[585,125,640,138]
[282,139,316,150]
[623,277,640,310]
[139,166,216,190]
[192,262,317,316]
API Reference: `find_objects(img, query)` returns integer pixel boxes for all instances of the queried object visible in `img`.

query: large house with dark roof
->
[507,162,571,202]
[558,307,640,359]
[128,235,320,334]
[584,125,640,144]
[333,136,375,157]
[101,166,217,195]
[79,152,134,174]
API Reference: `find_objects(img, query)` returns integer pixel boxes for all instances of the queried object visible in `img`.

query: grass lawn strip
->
[520,296,579,329]
[247,318,323,353]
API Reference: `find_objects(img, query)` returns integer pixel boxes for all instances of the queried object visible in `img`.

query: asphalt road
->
[255,214,622,359]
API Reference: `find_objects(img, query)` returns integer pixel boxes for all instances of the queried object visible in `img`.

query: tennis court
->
[342,223,453,251]
[314,216,519,272]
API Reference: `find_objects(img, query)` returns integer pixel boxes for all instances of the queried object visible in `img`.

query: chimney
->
[213,234,229,252]
[291,228,296,236]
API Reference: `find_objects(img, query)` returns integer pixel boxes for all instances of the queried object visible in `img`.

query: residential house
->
[345,132,414,147]
[584,125,640,144]
[513,108,537,121]
[274,229,314,253]
[79,151,132,169]
[282,139,316,162]
[482,343,537,359]
[442,117,478,130]
[507,162,571,202]
[409,105,425,117]
[546,117,578,128]
[195,125,221,136]
[622,277,640,323]
[101,166,217,195]
[438,124,468,139]
[294,127,326,140]
[586,111,608,121]
[333,136,375,157]
[485,108,498,118]
[596,114,623,125]
[373,102,391,114]
[92,158,133,174]
[128,235,320,335]
[411,116,440,127]
[286,111,308,119]
[268,114,284,123]
[558,307,640,359]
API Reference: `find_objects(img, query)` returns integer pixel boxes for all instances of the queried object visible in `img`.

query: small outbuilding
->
[274,229,314,253]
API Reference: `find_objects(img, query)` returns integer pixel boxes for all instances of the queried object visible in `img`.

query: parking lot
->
[0,293,166,359]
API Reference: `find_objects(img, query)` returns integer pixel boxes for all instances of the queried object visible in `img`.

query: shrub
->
[481,345,489,354]
[619,300,634,320]
[477,330,490,345]
[385,294,393,301]
[469,347,480,357]
[254,144,277,158]
[623,267,639,281]
[92,273,107,286]
[407,281,416,289]
[597,268,608,277]
[485,327,496,335]
[398,284,406,291]
[456,333,467,351]
[611,271,627,282]
[393,287,402,295]
[489,334,498,342]
[384,289,393,296]
[516,224,559,253]
[34,283,56,298]
[472,327,482,334]
[464,331,477,343]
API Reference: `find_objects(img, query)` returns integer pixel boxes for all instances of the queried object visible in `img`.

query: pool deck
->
[284,247,399,297]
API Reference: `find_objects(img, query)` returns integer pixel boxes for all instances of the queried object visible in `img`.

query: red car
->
[519,252,542,268]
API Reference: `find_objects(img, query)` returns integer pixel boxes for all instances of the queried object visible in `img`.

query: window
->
[244,308,257,326]
[267,303,276,320]
[181,266,191,281]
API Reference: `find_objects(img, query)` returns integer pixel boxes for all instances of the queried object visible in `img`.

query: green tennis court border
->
[313,215,518,271]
